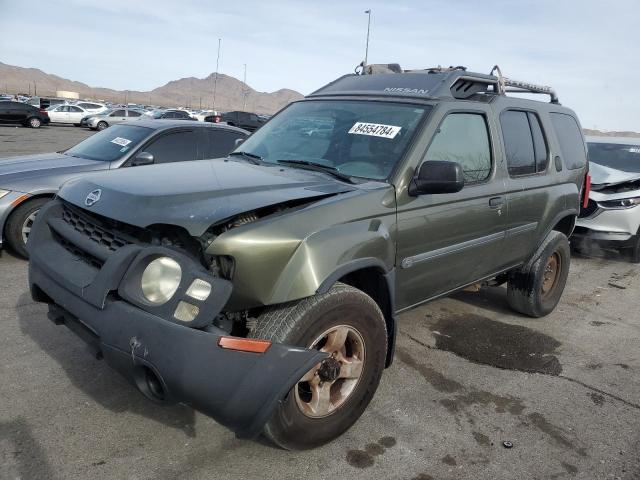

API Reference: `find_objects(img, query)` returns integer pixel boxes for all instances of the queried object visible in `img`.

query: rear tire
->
[97,121,108,131]
[27,117,42,128]
[507,231,570,317]
[5,197,50,258]
[250,283,387,450]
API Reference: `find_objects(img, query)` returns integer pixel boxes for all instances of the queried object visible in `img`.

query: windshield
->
[65,124,152,161]
[235,100,429,180]
[588,142,640,173]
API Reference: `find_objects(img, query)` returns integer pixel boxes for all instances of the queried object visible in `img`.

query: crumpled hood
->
[590,162,640,186]
[0,153,107,191]
[58,159,356,236]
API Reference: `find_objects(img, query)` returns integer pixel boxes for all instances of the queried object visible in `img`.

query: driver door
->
[395,107,507,310]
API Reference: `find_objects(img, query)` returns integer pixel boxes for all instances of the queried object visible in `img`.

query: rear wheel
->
[5,197,50,258]
[96,121,108,131]
[250,283,387,450]
[507,231,570,317]
[27,117,42,128]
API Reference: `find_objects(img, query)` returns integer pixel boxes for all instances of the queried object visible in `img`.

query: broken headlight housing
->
[598,197,640,210]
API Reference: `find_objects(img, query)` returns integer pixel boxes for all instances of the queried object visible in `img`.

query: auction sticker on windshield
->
[349,122,401,139]
[110,137,132,147]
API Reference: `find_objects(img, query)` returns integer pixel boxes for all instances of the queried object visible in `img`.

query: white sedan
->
[46,105,91,125]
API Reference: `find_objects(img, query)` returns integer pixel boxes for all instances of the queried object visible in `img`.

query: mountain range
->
[0,61,303,114]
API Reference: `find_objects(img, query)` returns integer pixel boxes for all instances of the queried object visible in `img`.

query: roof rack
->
[352,62,559,104]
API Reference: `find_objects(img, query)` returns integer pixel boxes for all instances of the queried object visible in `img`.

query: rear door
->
[68,106,85,123]
[395,106,507,309]
[498,109,553,264]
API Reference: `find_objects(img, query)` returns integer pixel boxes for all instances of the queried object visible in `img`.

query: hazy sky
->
[1,0,638,130]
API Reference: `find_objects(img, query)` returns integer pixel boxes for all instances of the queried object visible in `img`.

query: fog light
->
[186,279,211,301]
[174,301,199,322]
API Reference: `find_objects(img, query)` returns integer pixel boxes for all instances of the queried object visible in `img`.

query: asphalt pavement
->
[1,126,638,480]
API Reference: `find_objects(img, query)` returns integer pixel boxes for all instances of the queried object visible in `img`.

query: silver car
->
[84,108,144,130]
[574,136,640,262]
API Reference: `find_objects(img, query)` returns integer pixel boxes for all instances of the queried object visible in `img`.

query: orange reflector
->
[11,194,30,206]
[218,336,271,353]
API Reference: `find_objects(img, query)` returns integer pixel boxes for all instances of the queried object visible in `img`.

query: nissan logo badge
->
[85,189,102,207]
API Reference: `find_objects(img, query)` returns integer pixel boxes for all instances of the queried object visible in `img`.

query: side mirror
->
[234,138,245,147]
[409,160,465,196]
[131,151,154,166]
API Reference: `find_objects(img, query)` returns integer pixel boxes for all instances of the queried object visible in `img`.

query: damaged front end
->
[27,199,327,438]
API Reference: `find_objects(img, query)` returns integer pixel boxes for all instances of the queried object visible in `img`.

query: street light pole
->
[364,9,371,65]
[242,63,247,111]
[212,38,221,112]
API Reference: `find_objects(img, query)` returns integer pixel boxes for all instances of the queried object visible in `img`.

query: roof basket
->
[489,65,558,104]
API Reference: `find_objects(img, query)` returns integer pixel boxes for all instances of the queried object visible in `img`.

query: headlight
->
[141,257,182,304]
[598,197,640,210]
[0,189,10,200]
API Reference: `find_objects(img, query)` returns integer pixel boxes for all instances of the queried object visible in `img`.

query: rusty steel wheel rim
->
[294,325,366,419]
[541,252,561,299]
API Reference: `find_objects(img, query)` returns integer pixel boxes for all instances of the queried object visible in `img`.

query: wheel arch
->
[317,260,397,368]
[3,192,56,231]
[550,211,577,238]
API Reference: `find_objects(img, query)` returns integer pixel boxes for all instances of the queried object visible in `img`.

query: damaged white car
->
[574,136,640,262]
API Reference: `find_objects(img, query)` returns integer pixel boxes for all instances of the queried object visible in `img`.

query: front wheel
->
[507,231,570,317]
[625,235,640,264]
[5,197,50,258]
[250,283,387,450]
[96,121,108,131]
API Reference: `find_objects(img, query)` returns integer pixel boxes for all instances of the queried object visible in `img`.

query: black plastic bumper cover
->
[27,202,326,438]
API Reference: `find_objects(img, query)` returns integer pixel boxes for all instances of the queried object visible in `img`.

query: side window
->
[69,106,83,112]
[127,110,142,117]
[426,112,492,184]
[205,130,244,158]
[550,113,587,170]
[500,110,548,176]
[143,130,200,164]
[112,110,126,117]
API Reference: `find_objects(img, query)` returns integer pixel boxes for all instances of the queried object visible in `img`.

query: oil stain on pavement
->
[429,314,563,375]
[345,436,397,468]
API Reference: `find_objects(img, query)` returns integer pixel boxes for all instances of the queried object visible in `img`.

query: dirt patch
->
[472,431,491,447]
[588,392,605,406]
[345,436,397,469]
[526,413,587,457]
[442,454,457,466]
[430,314,562,375]
[396,348,463,393]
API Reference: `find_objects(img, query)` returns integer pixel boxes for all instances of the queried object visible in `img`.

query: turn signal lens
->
[218,336,271,353]
[174,301,199,322]
[186,279,212,301]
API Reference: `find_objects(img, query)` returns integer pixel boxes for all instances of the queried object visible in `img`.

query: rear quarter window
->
[550,113,587,170]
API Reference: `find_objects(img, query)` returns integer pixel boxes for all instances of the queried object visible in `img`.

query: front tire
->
[625,235,640,263]
[507,231,571,317]
[5,197,50,258]
[250,283,387,450]
[96,121,108,131]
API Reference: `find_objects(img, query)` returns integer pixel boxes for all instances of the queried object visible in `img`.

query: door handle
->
[489,197,504,209]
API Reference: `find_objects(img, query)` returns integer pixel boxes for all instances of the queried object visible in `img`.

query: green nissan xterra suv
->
[27,64,589,450]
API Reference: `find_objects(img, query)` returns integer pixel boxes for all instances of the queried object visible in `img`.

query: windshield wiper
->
[277,159,355,184]
[229,151,263,165]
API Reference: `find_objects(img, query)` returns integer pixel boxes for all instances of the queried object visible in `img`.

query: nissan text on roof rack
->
[27,62,589,449]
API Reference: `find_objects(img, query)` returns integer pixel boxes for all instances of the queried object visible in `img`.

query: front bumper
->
[27,201,326,438]
[575,206,640,242]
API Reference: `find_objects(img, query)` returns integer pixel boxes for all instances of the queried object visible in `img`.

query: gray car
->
[82,108,145,130]
[0,119,249,257]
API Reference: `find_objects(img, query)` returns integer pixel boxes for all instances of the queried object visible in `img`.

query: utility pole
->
[212,38,221,112]
[34,81,37,96]
[242,63,247,111]
[364,9,372,65]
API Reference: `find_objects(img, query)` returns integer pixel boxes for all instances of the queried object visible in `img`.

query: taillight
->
[39,108,48,116]
[582,173,591,209]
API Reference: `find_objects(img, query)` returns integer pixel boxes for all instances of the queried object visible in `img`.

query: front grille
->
[579,199,599,218]
[52,229,104,269]
[62,204,133,252]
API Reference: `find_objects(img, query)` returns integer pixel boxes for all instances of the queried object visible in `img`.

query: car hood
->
[0,153,108,191]
[590,162,640,186]
[58,159,356,237]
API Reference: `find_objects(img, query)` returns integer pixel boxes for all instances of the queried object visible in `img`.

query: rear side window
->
[205,130,245,158]
[550,113,587,170]
[500,110,548,176]
[426,112,492,184]
[144,130,200,163]
[127,110,142,117]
